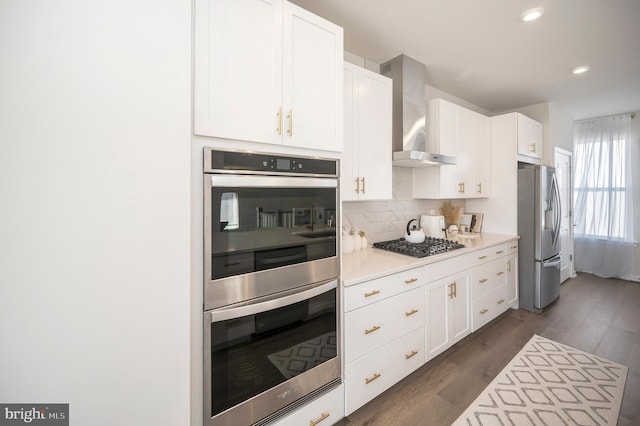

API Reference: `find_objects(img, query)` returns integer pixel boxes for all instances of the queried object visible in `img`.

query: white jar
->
[352,228,362,251]
[359,231,368,249]
[342,229,354,254]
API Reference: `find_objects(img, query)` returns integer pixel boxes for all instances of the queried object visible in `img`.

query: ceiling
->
[290,0,640,120]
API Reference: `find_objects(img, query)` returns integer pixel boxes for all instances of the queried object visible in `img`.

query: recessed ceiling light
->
[521,7,545,22]
[571,65,590,75]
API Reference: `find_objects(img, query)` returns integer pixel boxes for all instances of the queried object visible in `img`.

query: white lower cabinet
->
[470,241,519,331]
[273,384,344,426]
[343,269,426,415]
[341,238,519,417]
[345,327,425,415]
[425,270,471,360]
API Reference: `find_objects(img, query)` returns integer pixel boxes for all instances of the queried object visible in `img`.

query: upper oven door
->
[204,174,339,309]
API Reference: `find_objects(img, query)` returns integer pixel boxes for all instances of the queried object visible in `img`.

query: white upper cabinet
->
[413,98,490,199]
[516,113,542,163]
[194,0,344,152]
[342,63,392,201]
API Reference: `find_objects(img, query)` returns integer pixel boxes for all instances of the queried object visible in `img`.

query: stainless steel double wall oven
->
[203,148,341,426]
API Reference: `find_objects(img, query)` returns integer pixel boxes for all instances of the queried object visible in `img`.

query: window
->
[573,138,628,239]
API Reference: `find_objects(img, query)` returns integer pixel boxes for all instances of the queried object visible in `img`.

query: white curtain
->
[573,114,635,278]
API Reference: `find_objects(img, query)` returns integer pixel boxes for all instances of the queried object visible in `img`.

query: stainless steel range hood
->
[380,54,456,167]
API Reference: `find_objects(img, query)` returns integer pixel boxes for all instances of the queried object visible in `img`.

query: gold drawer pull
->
[480,309,489,315]
[497,271,505,276]
[405,350,418,360]
[478,255,488,260]
[364,325,381,335]
[287,109,293,136]
[497,299,505,304]
[404,277,418,284]
[361,176,366,193]
[479,278,488,283]
[496,250,504,254]
[310,412,330,426]
[405,309,418,317]
[364,290,380,297]
[510,245,518,249]
[365,373,381,384]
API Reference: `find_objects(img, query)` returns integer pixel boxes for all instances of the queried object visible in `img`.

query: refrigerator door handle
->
[543,254,562,268]
[551,173,562,251]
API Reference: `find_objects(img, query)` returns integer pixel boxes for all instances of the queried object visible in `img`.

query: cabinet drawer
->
[470,244,507,266]
[426,252,475,283]
[344,287,425,363]
[345,326,425,415]
[471,258,506,299]
[471,284,509,331]
[343,267,425,312]
[506,240,519,255]
[273,384,344,426]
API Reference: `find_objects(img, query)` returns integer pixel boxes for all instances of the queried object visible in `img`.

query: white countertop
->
[341,233,519,286]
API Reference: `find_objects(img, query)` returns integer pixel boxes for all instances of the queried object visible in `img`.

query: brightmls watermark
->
[0,404,68,425]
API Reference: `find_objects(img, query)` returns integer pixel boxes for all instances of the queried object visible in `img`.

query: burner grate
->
[373,237,465,258]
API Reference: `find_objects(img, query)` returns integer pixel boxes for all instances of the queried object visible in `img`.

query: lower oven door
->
[204,279,341,426]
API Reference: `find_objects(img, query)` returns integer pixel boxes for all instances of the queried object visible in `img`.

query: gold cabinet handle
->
[365,372,381,384]
[477,182,482,193]
[458,182,465,194]
[276,106,282,135]
[405,309,418,317]
[496,250,504,254]
[530,143,536,153]
[480,309,489,315]
[287,109,293,136]
[364,325,381,335]
[478,255,487,260]
[361,176,366,193]
[497,299,505,304]
[453,281,457,297]
[364,290,380,298]
[405,350,418,360]
[448,283,454,299]
[497,271,505,276]
[355,177,360,193]
[507,260,512,272]
[510,245,518,250]
[309,412,330,426]
[479,278,488,283]
[404,278,418,284]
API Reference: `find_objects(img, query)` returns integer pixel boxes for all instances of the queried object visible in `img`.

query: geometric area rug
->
[452,334,628,426]
[268,331,337,380]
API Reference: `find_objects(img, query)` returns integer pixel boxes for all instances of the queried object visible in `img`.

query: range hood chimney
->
[380,54,455,167]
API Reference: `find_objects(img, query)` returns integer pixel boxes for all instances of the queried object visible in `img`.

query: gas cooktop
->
[373,237,465,258]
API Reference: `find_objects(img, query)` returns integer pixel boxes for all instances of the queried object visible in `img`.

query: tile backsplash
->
[341,168,465,243]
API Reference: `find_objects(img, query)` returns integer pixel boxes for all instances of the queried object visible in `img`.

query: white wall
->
[0,1,192,425]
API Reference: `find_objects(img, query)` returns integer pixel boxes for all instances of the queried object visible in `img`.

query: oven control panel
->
[204,148,338,177]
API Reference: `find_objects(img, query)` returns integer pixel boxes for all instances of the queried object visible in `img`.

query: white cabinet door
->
[450,272,471,343]
[283,2,343,151]
[341,63,392,201]
[426,270,470,360]
[517,113,542,160]
[195,0,343,152]
[194,0,281,144]
[474,113,491,197]
[414,99,490,199]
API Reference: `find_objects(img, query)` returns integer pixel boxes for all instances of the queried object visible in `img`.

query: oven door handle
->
[208,175,338,189]
[209,279,337,323]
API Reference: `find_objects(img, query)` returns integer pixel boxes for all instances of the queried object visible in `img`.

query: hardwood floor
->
[336,273,640,425]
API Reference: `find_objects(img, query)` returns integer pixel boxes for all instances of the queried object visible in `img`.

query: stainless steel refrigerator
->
[518,164,562,312]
